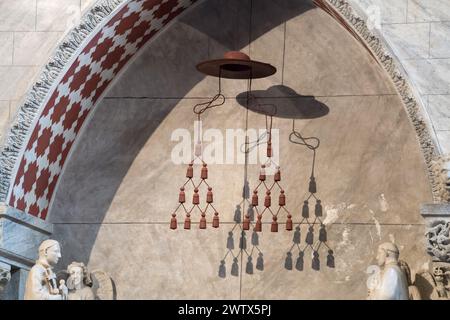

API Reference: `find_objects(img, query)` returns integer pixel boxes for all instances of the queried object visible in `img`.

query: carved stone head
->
[38,239,61,266]
[376,242,399,266]
[67,262,91,290]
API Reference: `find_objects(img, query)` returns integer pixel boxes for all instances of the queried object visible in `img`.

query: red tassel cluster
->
[170,161,219,230]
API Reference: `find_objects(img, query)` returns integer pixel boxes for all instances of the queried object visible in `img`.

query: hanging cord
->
[192,67,226,121]
[289,119,320,177]
[241,93,277,154]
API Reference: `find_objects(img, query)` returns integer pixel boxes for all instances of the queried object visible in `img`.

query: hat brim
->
[196,58,277,79]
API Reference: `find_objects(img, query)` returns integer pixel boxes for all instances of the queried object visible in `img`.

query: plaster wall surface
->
[47,0,433,299]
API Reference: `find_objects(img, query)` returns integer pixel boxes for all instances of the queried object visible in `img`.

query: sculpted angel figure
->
[66,262,95,300]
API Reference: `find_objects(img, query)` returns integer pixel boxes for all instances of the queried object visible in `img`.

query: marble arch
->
[0,0,438,222]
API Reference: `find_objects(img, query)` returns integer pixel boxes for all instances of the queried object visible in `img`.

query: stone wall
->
[48,0,433,299]
[349,0,450,155]
[0,0,94,299]
[0,0,449,299]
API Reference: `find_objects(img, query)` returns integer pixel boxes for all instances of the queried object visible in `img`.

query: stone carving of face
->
[46,244,61,266]
[376,247,387,267]
[69,266,83,287]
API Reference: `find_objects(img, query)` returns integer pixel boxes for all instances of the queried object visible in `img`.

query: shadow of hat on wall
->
[235,85,329,119]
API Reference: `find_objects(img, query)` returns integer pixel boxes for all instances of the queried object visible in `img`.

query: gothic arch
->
[0,0,438,221]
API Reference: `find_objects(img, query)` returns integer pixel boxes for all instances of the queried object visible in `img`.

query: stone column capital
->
[0,264,11,294]
[421,203,450,262]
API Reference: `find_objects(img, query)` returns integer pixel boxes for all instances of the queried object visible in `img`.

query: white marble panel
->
[436,130,450,154]
[13,32,62,66]
[350,0,408,24]
[382,23,430,59]
[0,66,38,100]
[427,94,450,130]
[0,32,13,65]
[430,22,450,58]
[0,0,36,32]
[408,0,450,22]
[0,100,9,142]
[36,0,80,32]
[402,58,450,94]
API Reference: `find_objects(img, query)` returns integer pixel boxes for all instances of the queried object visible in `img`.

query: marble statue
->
[66,262,95,300]
[367,242,409,300]
[57,262,115,300]
[22,240,118,300]
[24,239,64,300]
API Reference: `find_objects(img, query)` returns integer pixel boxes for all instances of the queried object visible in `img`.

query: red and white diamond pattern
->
[8,0,197,220]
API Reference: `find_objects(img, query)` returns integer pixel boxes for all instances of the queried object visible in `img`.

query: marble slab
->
[0,0,36,32]
[0,32,13,66]
[382,23,430,59]
[401,58,450,95]
[427,94,450,130]
[407,0,450,23]
[430,22,450,58]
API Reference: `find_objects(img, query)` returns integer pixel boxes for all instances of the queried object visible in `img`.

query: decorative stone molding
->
[314,0,440,201]
[421,204,450,262]
[430,263,450,299]
[0,0,443,221]
[0,0,127,202]
[2,0,198,219]
[0,265,11,294]
[431,155,450,203]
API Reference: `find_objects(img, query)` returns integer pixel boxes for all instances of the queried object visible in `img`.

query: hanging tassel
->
[194,141,202,157]
[212,211,219,228]
[178,187,185,203]
[271,216,278,232]
[259,165,266,181]
[302,200,309,218]
[186,163,193,178]
[267,141,272,158]
[315,199,322,217]
[243,214,250,230]
[251,190,258,206]
[286,214,293,231]
[201,163,208,180]
[200,213,206,229]
[170,214,177,230]
[274,166,281,182]
[264,191,271,208]
[309,176,317,193]
[206,187,213,203]
[193,188,200,205]
[184,214,191,229]
[246,256,254,274]
[254,215,262,232]
[279,190,286,206]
